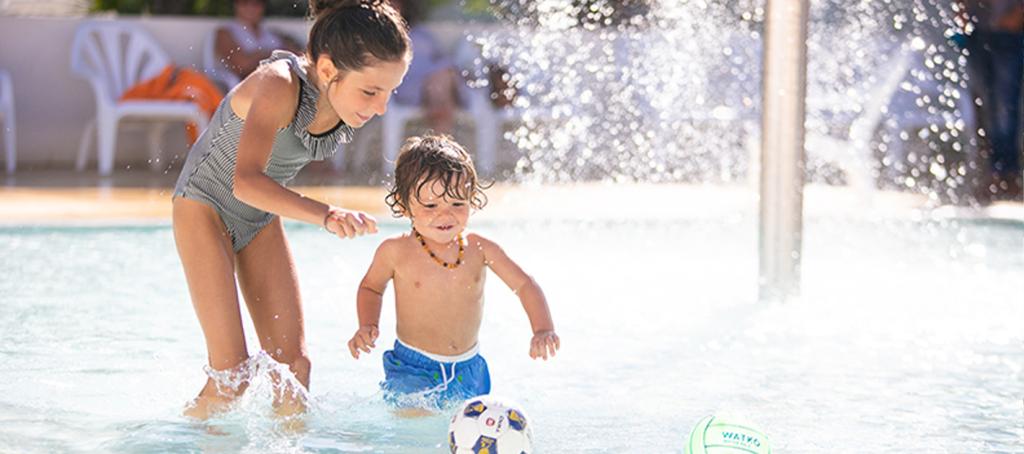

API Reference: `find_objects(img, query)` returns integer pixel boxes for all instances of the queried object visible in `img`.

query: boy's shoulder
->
[378,231,415,251]
[464,231,502,253]
[464,230,489,244]
[369,233,415,267]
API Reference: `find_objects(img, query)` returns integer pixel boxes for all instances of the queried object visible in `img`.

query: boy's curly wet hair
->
[385,134,489,217]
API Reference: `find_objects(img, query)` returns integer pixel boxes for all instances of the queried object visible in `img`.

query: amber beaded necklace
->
[413,228,464,269]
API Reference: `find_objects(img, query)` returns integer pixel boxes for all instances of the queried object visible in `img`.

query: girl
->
[172,0,410,419]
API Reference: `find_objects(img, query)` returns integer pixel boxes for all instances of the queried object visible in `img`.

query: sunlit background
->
[0,0,1021,452]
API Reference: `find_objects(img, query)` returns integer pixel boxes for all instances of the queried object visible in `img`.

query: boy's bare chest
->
[395,260,486,295]
[394,243,486,296]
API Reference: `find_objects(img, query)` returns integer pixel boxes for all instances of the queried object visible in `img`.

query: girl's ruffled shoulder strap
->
[261,50,354,158]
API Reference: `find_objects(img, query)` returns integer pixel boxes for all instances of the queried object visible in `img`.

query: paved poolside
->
[2,169,1021,225]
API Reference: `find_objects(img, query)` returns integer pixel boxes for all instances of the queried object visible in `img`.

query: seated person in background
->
[215,0,303,85]
[388,0,465,134]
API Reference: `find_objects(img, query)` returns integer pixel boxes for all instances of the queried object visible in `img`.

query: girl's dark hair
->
[307,0,410,73]
[385,135,490,217]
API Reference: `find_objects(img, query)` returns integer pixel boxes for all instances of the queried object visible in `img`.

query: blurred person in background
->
[215,0,303,84]
[956,0,1024,201]
[388,0,466,134]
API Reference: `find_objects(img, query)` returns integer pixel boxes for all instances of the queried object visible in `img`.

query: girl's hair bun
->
[305,0,408,72]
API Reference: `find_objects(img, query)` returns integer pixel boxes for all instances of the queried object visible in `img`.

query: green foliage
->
[92,0,145,14]
[460,0,492,16]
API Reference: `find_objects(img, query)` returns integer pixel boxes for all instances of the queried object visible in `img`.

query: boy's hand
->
[326,208,378,239]
[347,325,379,359]
[529,330,560,360]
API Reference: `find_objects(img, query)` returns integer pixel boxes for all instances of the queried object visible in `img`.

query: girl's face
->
[406,178,472,244]
[317,56,408,129]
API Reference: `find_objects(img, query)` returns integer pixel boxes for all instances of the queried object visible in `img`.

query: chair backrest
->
[202,27,241,91]
[70,21,170,102]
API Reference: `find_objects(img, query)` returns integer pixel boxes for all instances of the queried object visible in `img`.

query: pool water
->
[1,213,1021,452]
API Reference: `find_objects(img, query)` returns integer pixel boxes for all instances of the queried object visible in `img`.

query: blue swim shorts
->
[381,339,490,407]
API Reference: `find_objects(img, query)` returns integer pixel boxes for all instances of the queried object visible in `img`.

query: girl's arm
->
[230,66,372,236]
[348,239,397,358]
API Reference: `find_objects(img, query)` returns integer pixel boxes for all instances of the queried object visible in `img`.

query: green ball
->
[685,415,772,454]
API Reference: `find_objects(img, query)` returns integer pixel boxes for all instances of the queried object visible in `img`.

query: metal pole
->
[759,0,809,302]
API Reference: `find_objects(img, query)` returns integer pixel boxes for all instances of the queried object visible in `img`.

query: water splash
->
[470,0,983,204]
[472,1,746,183]
[203,350,311,416]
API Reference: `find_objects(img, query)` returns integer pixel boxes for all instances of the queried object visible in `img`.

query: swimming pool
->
[1,211,1021,452]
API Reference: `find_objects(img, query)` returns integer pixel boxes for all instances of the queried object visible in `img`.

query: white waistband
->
[397,338,479,363]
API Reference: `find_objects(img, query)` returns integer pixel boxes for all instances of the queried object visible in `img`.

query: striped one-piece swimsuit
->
[173,50,354,252]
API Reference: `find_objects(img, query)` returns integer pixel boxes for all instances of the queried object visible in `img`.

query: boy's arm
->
[348,239,396,359]
[474,234,560,359]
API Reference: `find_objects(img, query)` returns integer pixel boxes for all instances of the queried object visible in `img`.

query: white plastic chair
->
[0,70,15,174]
[70,21,209,175]
[202,27,241,93]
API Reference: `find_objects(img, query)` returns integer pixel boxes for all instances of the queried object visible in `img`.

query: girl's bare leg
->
[173,198,249,419]
[236,218,310,417]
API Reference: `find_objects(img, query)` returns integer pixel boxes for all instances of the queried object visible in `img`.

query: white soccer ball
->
[448,395,533,453]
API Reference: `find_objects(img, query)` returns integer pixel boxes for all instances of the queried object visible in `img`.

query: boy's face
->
[406,178,471,244]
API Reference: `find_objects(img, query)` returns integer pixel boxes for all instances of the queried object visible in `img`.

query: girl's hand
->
[325,208,378,239]
[347,325,379,359]
[529,330,560,360]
